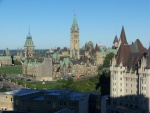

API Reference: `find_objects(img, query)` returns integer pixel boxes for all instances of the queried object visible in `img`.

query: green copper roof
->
[24,36,35,47]
[24,28,35,47]
[51,52,60,59]
[60,57,71,67]
[0,56,11,59]
[72,50,77,57]
[71,15,79,31]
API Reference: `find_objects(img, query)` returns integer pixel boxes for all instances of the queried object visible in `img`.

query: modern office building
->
[0,89,91,113]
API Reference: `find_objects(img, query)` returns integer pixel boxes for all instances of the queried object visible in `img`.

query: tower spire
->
[71,14,79,31]
[120,26,128,44]
[28,25,30,36]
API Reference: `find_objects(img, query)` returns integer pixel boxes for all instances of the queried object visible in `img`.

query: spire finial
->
[28,25,30,36]
[72,9,76,15]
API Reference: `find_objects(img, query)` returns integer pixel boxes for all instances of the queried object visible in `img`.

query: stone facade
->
[0,93,14,111]
[0,56,12,66]
[23,58,53,81]
[53,57,98,78]
[70,15,80,59]
[108,27,150,113]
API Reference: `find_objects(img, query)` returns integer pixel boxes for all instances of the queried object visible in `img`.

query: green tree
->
[14,59,22,65]
[0,86,8,92]
[103,52,114,67]
[62,77,74,89]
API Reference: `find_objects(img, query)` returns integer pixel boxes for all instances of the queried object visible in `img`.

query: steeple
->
[148,42,150,52]
[24,27,34,47]
[113,35,118,44]
[24,27,35,58]
[28,25,31,36]
[112,35,119,49]
[120,26,128,44]
[17,48,20,56]
[71,14,79,31]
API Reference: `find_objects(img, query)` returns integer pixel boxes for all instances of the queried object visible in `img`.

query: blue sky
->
[0,0,150,49]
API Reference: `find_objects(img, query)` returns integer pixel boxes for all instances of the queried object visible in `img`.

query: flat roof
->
[29,95,44,101]
[1,89,89,101]
[1,89,40,96]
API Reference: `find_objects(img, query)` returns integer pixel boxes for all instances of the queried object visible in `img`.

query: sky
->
[0,0,150,49]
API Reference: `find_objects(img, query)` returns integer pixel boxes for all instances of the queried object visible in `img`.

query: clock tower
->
[70,15,80,59]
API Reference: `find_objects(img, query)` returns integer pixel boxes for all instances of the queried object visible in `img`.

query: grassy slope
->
[0,65,22,74]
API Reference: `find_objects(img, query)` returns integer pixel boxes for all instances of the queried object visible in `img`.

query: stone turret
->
[117,26,128,51]
[112,35,119,49]
[120,26,128,44]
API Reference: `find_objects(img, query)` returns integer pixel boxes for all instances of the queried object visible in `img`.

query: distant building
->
[0,56,12,66]
[0,48,12,66]
[5,48,10,56]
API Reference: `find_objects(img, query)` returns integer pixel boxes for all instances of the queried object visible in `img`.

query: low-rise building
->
[0,89,90,113]
[0,56,12,66]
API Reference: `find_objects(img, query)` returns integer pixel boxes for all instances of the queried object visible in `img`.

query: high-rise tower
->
[70,15,80,59]
[24,28,35,59]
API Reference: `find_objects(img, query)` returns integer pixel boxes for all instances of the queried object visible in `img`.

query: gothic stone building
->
[23,58,53,81]
[108,26,150,113]
[22,30,53,81]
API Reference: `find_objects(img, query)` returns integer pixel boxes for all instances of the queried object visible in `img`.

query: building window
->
[120,77,122,80]
[11,98,13,102]
[47,101,51,105]
[60,101,66,106]
[70,102,76,106]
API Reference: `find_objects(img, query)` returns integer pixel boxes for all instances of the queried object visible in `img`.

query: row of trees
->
[96,52,114,95]
[55,76,99,92]
[54,52,114,94]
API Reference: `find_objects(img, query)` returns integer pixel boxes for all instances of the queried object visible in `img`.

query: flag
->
[56,66,60,72]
